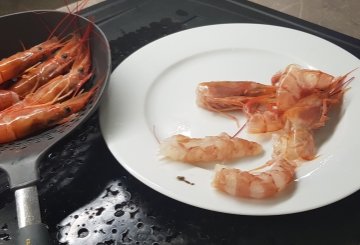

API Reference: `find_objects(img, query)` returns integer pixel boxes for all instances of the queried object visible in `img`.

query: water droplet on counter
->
[106,219,115,225]
[1,224,8,230]
[114,210,124,217]
[114,202,126,210]
[95,207,105,216]
[77,228,89,238]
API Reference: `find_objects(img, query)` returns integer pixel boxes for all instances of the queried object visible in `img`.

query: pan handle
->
[15,186,52,245]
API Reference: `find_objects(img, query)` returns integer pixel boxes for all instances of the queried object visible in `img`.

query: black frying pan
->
[0,10,111,244]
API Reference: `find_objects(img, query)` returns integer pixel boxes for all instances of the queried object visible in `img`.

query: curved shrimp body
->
[246,111,283,134]
[213,158,296,199]
[244,95,283,133]
[272,128,316,161]
[272,64,345,111]
[159,133,263,164]
[0,37,61,84]
[0,90,20,111]
[0,88,95,144]
[196,81,276,111]
[9,35,82,98]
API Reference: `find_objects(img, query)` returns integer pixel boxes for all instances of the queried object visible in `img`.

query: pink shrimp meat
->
[159,133,263,163]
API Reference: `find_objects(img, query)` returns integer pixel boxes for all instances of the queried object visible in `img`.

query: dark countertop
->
[1,0,360,244]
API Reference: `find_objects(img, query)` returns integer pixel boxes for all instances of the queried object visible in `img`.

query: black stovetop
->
[1,0,360,244]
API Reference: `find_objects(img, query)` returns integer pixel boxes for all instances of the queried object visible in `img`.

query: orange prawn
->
[0,37,62,84]
[213,158,296,199]
[0,87,96,144]
[0,27,92,116]
[9,34,83,98]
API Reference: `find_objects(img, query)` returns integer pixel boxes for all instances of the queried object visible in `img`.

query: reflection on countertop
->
[249,0,360,39]
[0,0,359,39]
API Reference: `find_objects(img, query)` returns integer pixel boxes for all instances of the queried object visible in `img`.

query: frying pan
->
[0,11,111,244]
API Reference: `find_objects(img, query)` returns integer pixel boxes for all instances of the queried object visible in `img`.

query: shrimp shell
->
[213,158,296,199]
[272,128,316,161]
[159,133,262,163]
[196,81,276,112]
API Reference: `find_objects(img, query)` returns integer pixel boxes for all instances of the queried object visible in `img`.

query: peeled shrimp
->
[0,88,96,144]
[159,133,262,163]
[9,34,82,98]
[213,158,296,199]
[246,111,283,133]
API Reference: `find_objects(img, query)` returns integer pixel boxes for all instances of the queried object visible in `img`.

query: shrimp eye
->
[62,53,68,59]
[78,67,84,73]
[37,46,43,51]
[65,107,72,113]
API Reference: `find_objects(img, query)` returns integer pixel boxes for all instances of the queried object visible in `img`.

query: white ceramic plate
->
[99,24,360,215]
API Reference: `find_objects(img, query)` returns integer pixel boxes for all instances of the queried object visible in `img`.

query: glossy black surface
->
[1,0,360,244]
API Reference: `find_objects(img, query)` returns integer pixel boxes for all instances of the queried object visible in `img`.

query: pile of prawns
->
[0,24,96,144]
[160,64,353,199]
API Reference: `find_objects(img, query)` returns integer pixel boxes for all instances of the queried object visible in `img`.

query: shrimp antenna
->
[19,40,26,51]
[152,125,161,144]
[47,0,91,39]
[231,119,248,138]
